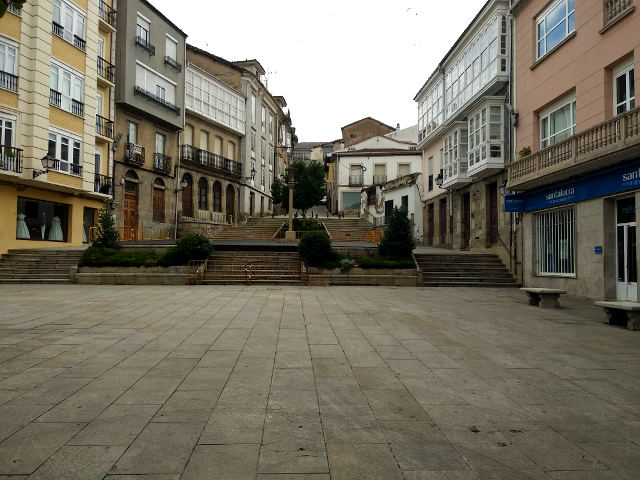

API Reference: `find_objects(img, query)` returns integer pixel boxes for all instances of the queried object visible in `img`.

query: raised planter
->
[308,267,417,286]
[77,266,187,285]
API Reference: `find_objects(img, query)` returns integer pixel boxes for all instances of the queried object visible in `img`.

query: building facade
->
[0,0,116,255]
[415,0,512,263]
[112,0,186,240]
[507,0,640,300]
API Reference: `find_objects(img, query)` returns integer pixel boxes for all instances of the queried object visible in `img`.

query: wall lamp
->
[32,155,56,179]
[435,172,444,189]
[174,178,188,193]
[499,179,509,196]
[246,166,256,181]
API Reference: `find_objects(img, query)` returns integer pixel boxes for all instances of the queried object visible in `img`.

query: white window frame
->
[48,127,83,175]
[0,112,16,147]
[136,13,150,43]
[261,137,266,165]
[535,205,576,276]
[127,121,138,144]
[613,60,635,115]
[251,93,256,124]
[468,102,504,169]
[442,126,468,181]
[251,129,256,159]
[261,107,266,133]
[0,36,18,77]
[50,60,84,114]
[136,61,176,105]
[536,0,575,60]
[53,0,86,46]
[165,34,178,61]
[540,94,576,149]
[155,132,165,155]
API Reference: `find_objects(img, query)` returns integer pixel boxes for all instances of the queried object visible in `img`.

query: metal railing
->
[604,0,634,25]
[349,174,363,186]
[7,4,20,15]
[373,174,387,184]
[164,56,182,72]
[98,0,116,28]
[180,210,228,224]
[49,89,62,108]
[124,143,145,166]
[186,258,304,285]
[509,105,640,187]
[96,115,114,139]
[135,36,155,55]
[153,153,172,174]
[0,70,18,92]
[97,56,115,83]
[71,99,84,117]
[52,21,64,38]
[94,174,112,194]
[0,145,23,173]
[180,145,242,176]
[134,86,179,114]
[73,35,86,51]
[49,159,82,176]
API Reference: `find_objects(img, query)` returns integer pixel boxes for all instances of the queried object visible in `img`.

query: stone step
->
[0,278,72,284]
[418,281,518,288]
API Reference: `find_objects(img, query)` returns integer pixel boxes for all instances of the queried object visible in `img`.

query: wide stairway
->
[212,217,285,240]
[0,248,84,284]
[322,217,377,242]
[414,252,518,288]
[190,251,306,285]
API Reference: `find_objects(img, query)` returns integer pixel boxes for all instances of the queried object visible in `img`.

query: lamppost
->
[284,155,296,242]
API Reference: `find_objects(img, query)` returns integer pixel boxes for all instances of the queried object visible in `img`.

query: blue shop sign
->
[504,160,640,212]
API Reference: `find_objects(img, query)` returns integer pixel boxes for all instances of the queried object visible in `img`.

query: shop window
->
[535,205,575,276]
[16,197,69,242]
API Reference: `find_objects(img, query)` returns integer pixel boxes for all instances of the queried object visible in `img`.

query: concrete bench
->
[521,287,566,308]
[594,301,640,331]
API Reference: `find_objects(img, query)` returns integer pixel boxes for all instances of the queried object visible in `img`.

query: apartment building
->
[507,0,639,300]
[415,0,512,256]
[112,0,186,240]
[0,0,116,254]
[176,44,244,233]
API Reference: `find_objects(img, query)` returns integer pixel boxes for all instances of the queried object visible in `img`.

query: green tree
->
[272,160,326,217]
[378,207,415,259]
[92,201,120,249]
[270,175,288,212]
[0,1,25,17]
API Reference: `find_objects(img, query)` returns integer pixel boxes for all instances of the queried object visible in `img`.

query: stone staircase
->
[212,217,286,240]
[414,252,518,288]
[322,217,378,242]
[193,251,306,285]
[0,248,84,283]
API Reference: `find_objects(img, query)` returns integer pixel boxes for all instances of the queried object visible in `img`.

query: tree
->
[270,175,288,213]
[92,201,120,249]
[378,207,415,259]
[271,159,326,218]
[0,1,25,17]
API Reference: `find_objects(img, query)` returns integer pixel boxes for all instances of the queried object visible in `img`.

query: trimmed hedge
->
[299,231,336,267]
[158,233,214,266]
[356,256,415,269]
[79,247,160,267]
[293,217,320,231]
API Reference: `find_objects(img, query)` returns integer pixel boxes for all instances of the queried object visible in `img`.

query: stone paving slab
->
[0,285,639,479]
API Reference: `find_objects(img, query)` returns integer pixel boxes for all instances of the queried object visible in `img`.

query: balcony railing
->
[7,5,20,15]
[153,153,172,175]
[180,145,242,176]
[98,0,117,28]
[604,0,635,28]
[94,174,113,194]
[49,89,83,117]
[73,35,86,51]
[349,175,363,186]
[96,115,114,139]
[124,143,145,166]
[373,175,387,184]
[509,106,640,189]
[0,145,23,173]
[0,70,18,92]
[49,89,62,108]
[164,56,182,72]
[52,21,64,38]
[51,159,82,176]
[71,99,84,117]
[134,86,180,115]
[97,56,115,83]
[135,36,155,55]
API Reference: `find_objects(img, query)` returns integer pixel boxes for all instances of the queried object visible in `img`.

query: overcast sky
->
[152,0,487,142]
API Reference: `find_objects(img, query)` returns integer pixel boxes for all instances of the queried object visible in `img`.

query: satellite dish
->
[112,133,123,152]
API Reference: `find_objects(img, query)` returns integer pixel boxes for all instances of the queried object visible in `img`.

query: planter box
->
[77,265,187,285]
[308,267,417,286]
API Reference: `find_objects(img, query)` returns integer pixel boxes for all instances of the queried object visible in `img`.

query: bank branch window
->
[535,205,575,276]
[16,197,69,242]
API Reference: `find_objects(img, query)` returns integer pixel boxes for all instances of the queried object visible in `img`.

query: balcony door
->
[616,197,637,301]
[123,180,138,241]
[182,174,193,218]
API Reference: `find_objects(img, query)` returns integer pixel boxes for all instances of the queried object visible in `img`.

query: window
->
[136,62,176,105]
[48,128,82,175]
[251,129,256,158]
[468,103,503,168]
[53,0,86,47]
[136,13,150,44]
[0,114,15,146]
[401,195,409,210]
[50,61,83,115]
[540,96,576,148]
[614,61,635,115]
[374,164,386,184]
[536,0,575,59]
[442,127,468,181]
[165,35,177,61]
[0,37,18,91]
[261,138,266,164]
[251,93,256,124]
[200,130,209,152]
[227,141,235,161]
[398,164,410,177]
[213,181,222,212]
[127,121,138,144]
[198,177,208,210]
[536,206,575,276]
[155,132,165,155]
[17,197,69,242]
[268,114,273,142]
[261,107,266,133]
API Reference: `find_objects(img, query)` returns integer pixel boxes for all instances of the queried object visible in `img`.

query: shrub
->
[378,207,415,259]
[298,231,334,267]
[159,233,214,266]
[340,258,355,272]
[79,246,160,267]
[92,201,120,249]
[293,217,320,231]
[357,256,415,269]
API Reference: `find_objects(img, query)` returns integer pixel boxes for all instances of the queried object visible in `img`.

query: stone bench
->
[521,287,566,308]
[594,301,640,331]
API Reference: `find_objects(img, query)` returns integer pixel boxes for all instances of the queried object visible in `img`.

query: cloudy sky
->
[152,0,487,142]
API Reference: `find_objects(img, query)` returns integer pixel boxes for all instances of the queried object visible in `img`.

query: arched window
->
[198,177,208,210]
[152,178,165,222]
[213,181,222,212]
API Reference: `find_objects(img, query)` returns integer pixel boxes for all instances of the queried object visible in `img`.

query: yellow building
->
[0,0,116,255]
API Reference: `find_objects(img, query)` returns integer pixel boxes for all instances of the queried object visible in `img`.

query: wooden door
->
[226,185,235,223]
[487,182,498,245]
[152,187,165,222]
[123,181,138,241]
[182,179,193,217]
[461,193,470,249]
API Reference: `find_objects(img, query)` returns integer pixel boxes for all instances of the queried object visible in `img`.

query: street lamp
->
[246,166,256,181]
[33,155,56,179]
[435,172,444,188]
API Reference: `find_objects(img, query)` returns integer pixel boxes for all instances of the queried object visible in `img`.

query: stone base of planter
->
[308,267,417,286]
[77,266,188,285]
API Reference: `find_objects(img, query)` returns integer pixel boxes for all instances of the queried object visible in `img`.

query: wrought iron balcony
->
[97,56,115,83]
[96,115,114,139]
[603,0,635,30]
[49,89,62,108]
[52,21,64,38]
[373,175,387,184]
[164,56,182,72]
[124,143,145,166]
[0,70,18,92]
[7,5,20,15]
[180,144,242,176]
[135,36,155,55]
[153,153,172,175]
[94,174,113,194]
[73,35,86,51]
[134,86,180,115]
[0,145,23,173]
[508,106,640,190]
[349,174,363,186]
[50,159,82,176]
[71,99,84,117]
[98,0,116,28]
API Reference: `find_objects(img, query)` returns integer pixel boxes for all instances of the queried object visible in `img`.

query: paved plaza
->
[0,285,639,479]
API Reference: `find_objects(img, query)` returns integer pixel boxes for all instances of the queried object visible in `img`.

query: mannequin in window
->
[40,211,47,239]
[48,216,63,241]
[16,213,30,239]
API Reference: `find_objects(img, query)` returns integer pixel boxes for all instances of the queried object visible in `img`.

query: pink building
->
[508,0,640,301]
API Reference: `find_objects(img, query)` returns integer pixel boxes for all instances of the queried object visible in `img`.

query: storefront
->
[506,160,640,301]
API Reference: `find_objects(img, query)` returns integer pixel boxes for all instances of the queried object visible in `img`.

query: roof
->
[295,142,324,150]
[232,59,266,75]
[140,0,188,37]
[383,172,421,191]
[335,148,421,157]
[341,116,395,132]
[510,0,532,15]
